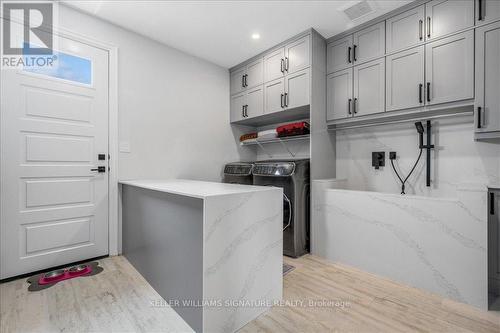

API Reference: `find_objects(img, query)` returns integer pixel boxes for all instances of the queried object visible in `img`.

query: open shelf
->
[240,134,310,146]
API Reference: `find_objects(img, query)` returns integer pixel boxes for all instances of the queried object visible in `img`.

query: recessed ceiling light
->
[251,33,260,40]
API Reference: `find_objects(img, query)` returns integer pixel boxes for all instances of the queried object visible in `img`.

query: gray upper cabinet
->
[230,92,246,122]
[386,5,425,53]
[425,30,474,105]
[353,58,385,117]
[245,58,264,89]
[264,48,285,82]
[230,66,246,95]
[246,85,264,119]
[386,46,425,111]
[326,36,353,74]
[285,68,310,110]
[264,78,285,115]
[475,21,500,135]
[353,22,386,64]
[477,0,500,25]
[285,35,311,75]
[425,0,474,41]
[327,68,353,121]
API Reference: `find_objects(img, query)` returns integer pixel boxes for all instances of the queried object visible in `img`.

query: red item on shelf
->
[276,122,310,137]
[240,132,258,142]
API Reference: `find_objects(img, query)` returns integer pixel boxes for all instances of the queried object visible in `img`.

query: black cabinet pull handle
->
[242,105,245,117]
[477,106,482,129]
[285,57,289,71]
[427,17,431,38]
[91,166,106,173]
[353,98,358,114]
[242,75,245,88]
[280,94,284,108]
[491,192,495,215]
[353,45,357,62]
[280,59,284,73]
[419,83,423,103]
[426,82,431,102]
[419,20,423,40]
[348,98,352,115]
[284,92,288,107]
[478,0,483,21]
[244,74,248,87]
[347,46,352,63]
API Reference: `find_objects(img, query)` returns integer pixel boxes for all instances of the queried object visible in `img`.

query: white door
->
[285,35,310,75]
[353,58,385,117]
[245,58,263,89]
[0,34,109,279]
[285,68,310,110]
[327,35,353,74]
[386,46,425,111]
[425,0,474,40]
[264,48,285,82]
[386,5,425,53]
[425,31,474,105]
[264,78,285,114]
[475,21,500,132]
[245,85,264,119]
[327,69,353,121]
[230,92,246,122]
[353,22,385,64]
[230,66,245,95]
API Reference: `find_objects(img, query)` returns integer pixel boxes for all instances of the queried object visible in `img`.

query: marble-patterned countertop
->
[119,179,278,199]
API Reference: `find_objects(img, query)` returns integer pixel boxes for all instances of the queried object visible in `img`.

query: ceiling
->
[64,0,412,68]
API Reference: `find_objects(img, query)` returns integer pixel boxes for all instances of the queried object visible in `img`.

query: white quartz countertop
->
[119,179,280,199]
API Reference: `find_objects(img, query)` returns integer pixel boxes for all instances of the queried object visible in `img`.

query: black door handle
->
[419,83,423,103]
[478,0,483,21]
[419,20,423,40]
[353,45,357,62]
[353,98,358,114]
[280,94,284,108]
[427,17,431,38]
[285,57,289,71]
[284,92,288,107]
[91,166,106,173]
[477,106,482,129]
[348,98,352,115]
[280,59,284,73]
[426,82,431,102]
[348,47,352,63]
[242,75,245,88]
[243,74,247,87]
[490,192,495,215]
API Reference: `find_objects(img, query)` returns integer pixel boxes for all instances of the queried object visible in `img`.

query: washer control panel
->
[253,162,295,176]
[224,163,253,175]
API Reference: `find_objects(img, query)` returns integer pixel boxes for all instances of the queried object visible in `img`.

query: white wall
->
[336,115,500,197]
[59,5,254,182]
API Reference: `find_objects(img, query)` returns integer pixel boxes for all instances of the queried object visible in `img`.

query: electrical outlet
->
[389,152,397,160]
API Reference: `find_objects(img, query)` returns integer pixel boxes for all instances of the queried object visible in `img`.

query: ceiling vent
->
[343,1,374,21]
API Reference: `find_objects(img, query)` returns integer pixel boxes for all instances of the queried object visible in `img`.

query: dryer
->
[252,159,310,257]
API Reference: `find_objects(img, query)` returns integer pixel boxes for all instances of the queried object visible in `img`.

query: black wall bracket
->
[372,152,385,170]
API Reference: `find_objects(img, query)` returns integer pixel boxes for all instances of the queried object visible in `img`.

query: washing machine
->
[223,162,254,185]
[252,159,310,258]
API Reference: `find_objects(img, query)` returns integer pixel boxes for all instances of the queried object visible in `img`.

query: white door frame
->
[47,26,120,256]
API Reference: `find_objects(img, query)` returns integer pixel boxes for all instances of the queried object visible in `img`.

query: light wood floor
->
[1,255,499,333]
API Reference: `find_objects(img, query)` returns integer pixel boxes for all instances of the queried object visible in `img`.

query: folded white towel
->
[257,129,278,140]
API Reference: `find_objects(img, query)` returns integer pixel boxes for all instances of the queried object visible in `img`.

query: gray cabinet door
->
[327,69,353,121]
[285,35,310,75]
[230,66,245,95]
[477,0,500,25]
[327,36,353,74]
[264,48,285,82]
[230,92,246,122]
[386,5,425,53]
[285,68,310,110]
[475,21,500,133]
[245,85,264,119]
[353,58,385,116]
[245,58,263,89]
[353,22,385,64]
[425,31,474,105]
[386,46,424,111]
[425,0,474,40]
[264,78,285,114]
